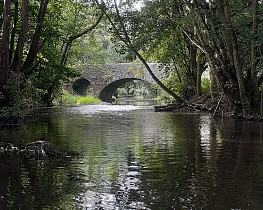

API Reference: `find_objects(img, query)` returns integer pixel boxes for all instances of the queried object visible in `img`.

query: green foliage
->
[114,80,157,98]
[61,90,100,105]
[30,32,80,106]
[201,78,210,93]
[21,79,46,107]
[61,90,78,104]
[0,105,24,119]
[157,94,175,104]
[68,29,128,65]
[0,75,24,119]
[76,96,101,105]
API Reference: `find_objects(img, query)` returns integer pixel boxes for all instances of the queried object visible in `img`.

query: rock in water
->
[0,141,80,160]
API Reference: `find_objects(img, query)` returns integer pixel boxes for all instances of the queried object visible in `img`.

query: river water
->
[0,104,263,210]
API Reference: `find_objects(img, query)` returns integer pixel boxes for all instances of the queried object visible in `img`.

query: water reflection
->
[113,98,158,106]
[0,105,263,209]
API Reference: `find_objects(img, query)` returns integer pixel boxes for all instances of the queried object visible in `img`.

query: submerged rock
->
[0,141,80,160]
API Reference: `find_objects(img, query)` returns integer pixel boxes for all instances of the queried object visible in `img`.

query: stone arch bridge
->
[66,63,166,102]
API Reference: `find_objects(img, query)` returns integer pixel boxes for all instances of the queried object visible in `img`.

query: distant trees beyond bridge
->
[66,63,166,102]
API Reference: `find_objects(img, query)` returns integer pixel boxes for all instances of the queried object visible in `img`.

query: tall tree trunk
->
[218,0,250,116]
[9,0,19,64]
[12,0,29,73]
[0,0,11,92]
[209,68,216,102]
[21,0,49,74]
[250,0,260,109]
[196,49,202,97]
[181,24,223,98]
[189,43,197,93]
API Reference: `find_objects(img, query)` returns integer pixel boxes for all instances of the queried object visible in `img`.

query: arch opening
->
[114,80,157,99]
[72,78,91,96]
[99,78,157,103]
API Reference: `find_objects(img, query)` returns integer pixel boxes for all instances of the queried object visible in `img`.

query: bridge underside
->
[72,78,91,95]
[99,78,142,102]
[71,76,156,103]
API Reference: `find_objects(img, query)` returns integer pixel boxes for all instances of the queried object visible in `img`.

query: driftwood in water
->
[154,102,211,112]
[0,141,80,160]
[154,94,214,112]
[154,94,263,121]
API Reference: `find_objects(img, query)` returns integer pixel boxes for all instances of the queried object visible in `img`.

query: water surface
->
[0,105,263,209]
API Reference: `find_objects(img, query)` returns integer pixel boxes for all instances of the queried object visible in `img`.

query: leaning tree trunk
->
[0,0,11,92]
[133,48,186,104]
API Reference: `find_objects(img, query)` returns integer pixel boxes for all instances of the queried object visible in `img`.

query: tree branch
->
[61,13,104,66]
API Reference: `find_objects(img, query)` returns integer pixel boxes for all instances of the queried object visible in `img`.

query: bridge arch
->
[67,63,165,101]
[99,78,153,102]
[72,78,91,95]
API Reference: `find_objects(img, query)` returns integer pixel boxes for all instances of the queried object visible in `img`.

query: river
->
[0,104,263,209]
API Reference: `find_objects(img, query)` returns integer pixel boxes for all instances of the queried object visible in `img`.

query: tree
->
[143,0,263,116]
[0,0,104,110]
[0,0,50,112]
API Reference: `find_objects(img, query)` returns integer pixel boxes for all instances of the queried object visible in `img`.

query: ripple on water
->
[66,104,151,115]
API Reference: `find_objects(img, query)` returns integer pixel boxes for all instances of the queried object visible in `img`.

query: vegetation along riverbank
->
[0,1,263,123]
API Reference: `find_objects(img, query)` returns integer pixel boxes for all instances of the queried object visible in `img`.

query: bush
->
[0,75,25,120]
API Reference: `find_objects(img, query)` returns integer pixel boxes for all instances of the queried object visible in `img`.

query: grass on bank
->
[61,90,101,105]
[76,96,101,104]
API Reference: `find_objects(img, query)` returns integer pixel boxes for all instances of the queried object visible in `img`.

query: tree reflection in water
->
[0,105,263,209]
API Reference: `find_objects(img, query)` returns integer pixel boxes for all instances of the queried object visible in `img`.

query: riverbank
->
[154,94,263,122]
